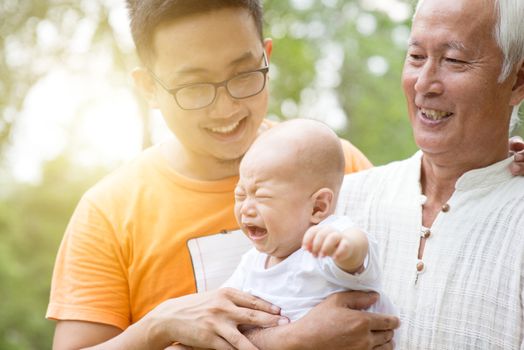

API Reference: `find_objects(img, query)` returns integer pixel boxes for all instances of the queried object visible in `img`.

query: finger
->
[333,237,353,260]
[208,335,237,350]
[373,342,394,350]
[302,226,320,250]
[509,136,524,153]
[370,330,394,347]
[509,161,524,176]
[319,233,341,257]
[235,307,289,328]
[222,288,281,314]
[311,227,332,256]
[216,325,258,350]
[367,312,401,332]
[333,290,380,309]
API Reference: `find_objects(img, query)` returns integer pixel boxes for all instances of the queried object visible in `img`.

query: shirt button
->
[441,203,450,212]
[416,261,425,272]
[421,228,431,239]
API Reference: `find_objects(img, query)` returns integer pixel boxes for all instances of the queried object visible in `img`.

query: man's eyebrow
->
[407,39,468,52]
[444,40,467,51]
[168,51,259,81]
[407,39,420,48]
[229,51,258,66]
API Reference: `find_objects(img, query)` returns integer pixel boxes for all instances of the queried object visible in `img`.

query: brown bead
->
[421,228,431,239]
[416,261,425,272]
[441,203,450,212]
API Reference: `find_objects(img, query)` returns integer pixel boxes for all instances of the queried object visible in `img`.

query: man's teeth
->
[209,121,240,133]
[421,108,452,120]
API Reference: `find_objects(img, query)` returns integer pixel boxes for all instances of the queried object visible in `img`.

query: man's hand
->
[54,288,287,350]
[137,288,287,350]
[245,291,400,350]
[509,136,524,175]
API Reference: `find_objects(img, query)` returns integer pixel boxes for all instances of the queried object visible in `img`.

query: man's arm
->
[52,288,287,350]
[245,291,399,350]
[53,321,122,350]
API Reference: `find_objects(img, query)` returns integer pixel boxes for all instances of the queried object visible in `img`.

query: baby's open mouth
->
[245,224,268,240]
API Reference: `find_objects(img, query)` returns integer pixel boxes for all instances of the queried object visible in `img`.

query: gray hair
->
[415,0,524,131]
[496,0,524,130]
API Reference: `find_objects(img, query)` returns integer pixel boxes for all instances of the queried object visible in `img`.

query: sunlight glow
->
[8,69,143,183]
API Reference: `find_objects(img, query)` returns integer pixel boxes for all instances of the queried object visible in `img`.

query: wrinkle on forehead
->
[411,0,499,54]
[414,0,496,29]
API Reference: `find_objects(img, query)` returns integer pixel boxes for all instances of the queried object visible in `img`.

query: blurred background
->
[0,0,522,348]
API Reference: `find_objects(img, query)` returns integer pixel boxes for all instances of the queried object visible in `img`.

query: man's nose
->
[414,59,444,96]
[210,85,241,119]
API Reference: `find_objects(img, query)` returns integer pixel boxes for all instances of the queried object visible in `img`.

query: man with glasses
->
[47,1,397,349]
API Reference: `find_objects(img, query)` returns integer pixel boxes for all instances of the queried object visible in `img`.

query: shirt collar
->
[412,151,514,191]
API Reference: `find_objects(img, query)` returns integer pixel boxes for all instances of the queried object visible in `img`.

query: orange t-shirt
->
[46,131,371,330]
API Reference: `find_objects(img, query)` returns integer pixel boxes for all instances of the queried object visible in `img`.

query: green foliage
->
[264,0,417,165]
[0,156,107,349]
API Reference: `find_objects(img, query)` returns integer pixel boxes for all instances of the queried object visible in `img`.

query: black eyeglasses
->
[148,51,269,110]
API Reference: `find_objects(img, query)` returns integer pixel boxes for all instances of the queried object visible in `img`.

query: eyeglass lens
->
[176,70,267,110]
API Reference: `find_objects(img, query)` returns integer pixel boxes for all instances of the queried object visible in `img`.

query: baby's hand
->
[303,225,369,273]
[302,225,351,262]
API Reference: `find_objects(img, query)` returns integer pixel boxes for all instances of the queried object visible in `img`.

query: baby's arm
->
[302,225,369,273]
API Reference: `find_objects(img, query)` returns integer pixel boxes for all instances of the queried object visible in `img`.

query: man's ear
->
[264,38,273,61]
[310,188,334,224]
[510,59,524,106]
[131,67,159,108]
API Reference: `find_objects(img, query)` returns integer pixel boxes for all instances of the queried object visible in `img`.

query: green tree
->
[264,0,417,165]
[0,156,107,349]
[0,0,151,161]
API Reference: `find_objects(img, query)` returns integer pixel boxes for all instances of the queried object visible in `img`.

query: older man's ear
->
[510,59,524,103]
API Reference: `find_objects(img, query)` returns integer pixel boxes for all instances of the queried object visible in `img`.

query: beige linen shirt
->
[336,151,524,349]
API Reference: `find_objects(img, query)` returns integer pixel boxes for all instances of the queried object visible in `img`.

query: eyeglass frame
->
[147,51,269,110]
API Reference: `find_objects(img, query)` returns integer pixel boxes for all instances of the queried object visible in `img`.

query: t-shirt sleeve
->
[340,138,373,174]
[46,195,131,330]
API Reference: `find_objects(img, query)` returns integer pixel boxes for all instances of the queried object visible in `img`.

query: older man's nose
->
[414,60,444,96]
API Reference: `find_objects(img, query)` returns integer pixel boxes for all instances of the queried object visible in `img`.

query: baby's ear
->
[310,188,334,224]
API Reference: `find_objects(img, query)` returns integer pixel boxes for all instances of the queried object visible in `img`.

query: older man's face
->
[402,0,516,163]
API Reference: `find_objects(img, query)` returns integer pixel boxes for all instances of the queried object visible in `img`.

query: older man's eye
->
[409,54,425,60]
[445,57,467,64]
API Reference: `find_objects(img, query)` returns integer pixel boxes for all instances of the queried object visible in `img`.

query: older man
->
[337,0,524,348]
